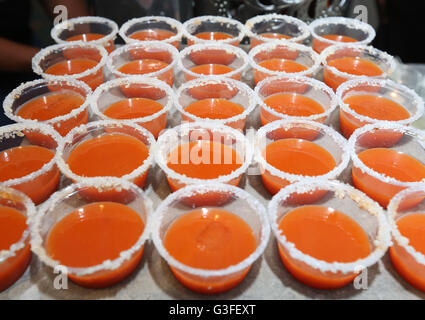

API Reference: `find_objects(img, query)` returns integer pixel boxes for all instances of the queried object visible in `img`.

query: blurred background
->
[1,0,424,125]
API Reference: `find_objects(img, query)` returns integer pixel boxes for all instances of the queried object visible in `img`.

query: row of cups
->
[29,33,396,92]
[50,15,376,53]
[3,73,424,144]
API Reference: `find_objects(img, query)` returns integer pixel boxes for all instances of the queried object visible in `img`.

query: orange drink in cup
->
[182,15,245,47]
[255,119,349,196]
[90,77,174,138]
[175,77,256,131]
[3,79,91,137]
[349,123,425,208]
[152,183,270,294]
[119,16,183,49]
[50,16,118,53]
[256,75,337,126]
[249,41,321,85]
[0,187,35,292]
[30,178,151,289]
[388,187,425,293]
[321,44,395,92]
[245,14,310,49]
[107,41,178,88]
[0,123,61,205]
[178,43,248,82]
[32,43,108,90]
[155,122,253,193]
[56,120,155,202]
[269,180,390,290]
[310,17,375,54]
[336,78,423,139]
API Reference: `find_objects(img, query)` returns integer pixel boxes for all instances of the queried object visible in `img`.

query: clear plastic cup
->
[90,77,175,139]
[321,44,396,92]
[107,41,179,88]
[309,17,376,53]
[336,78,424,139]
[245,13,310,49]
[3,78,92,137]
[50,16,119,53]
[0,187,35,292]
[175,77,256,131]
[269,180,390,289]
[32,42,108,90]
[255,119,349,196]
[119,16,183,49]
[151,182,270,294]
[0,123,61,205]
[56,120,155,201]
[155,122,253,192]
[388,186,425,293]
[178,43,249,82]
[249,41,321,85]
[30,178,152,288]
[256,75,337,126]
[349,123,425,208]
[183,15,246,46]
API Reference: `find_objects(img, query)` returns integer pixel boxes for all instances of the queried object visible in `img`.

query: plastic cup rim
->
[50,16,119,46]
[268,179,390,274]
[119,16,183,45]
[177,42,249,80]
[55,119,156,184]
[30,177,153,276]
[89,76,176,124]
[3,78,92,126]
[255,74,338,122]
[348,122,425,188]
[255,118,350,183]
[174,76,257,125]
[154,121,254,186]
[151,182,271,278]
[245,13,310,44]
[32,42,108,81]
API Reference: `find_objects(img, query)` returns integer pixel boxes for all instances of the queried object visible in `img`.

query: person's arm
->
[39,0,89,19]
[0,38,40,72]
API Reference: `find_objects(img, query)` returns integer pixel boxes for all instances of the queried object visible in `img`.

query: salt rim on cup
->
[50,16,119,47]
[89,76,176,125]
[255,75,338,122]
[182,15,246,45]
[30,177,153,277]
[177,43,249,80]
[119,16,183,46]
[309,17,376,48]
[55,119,155,184]
[32,42,108,82]
[268,179,390,274]
[106,41,179,79]
[348,122,425,188]
[321,44,396,81]
[175,76,256,126]
[249,41,322,78]
[245,13,310,44]
[155,122,254,186]
[0,186,36,265]
[388,186,425,266]
[255,119,350,184]
[151,182,270,278]
[0,123,61,189]
[3,78,92,128]
[336,78,424,127]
